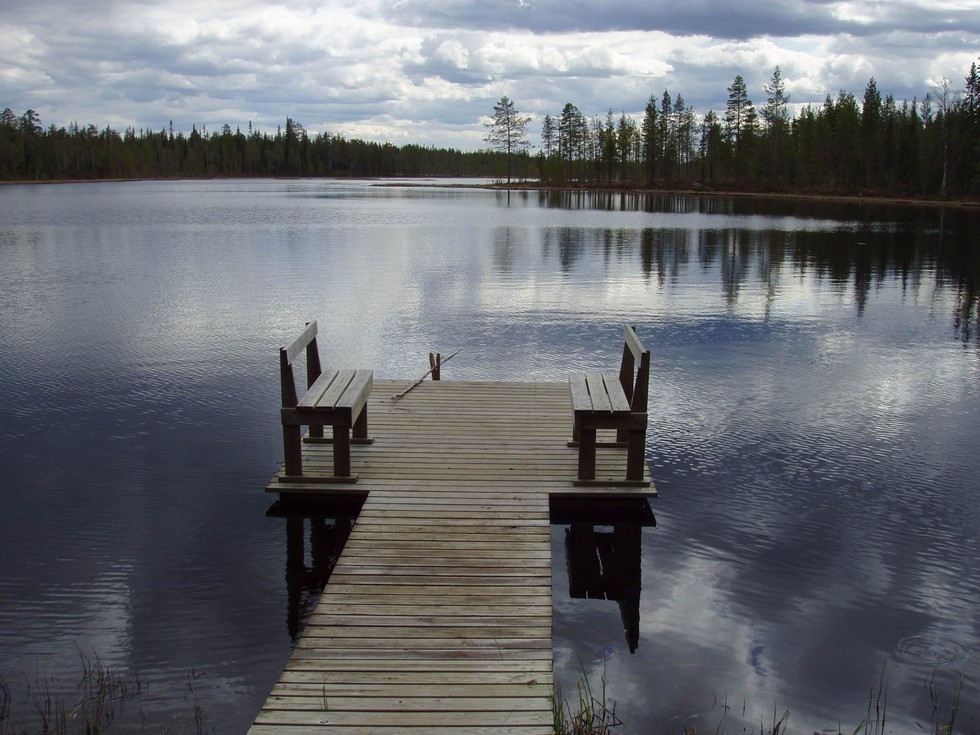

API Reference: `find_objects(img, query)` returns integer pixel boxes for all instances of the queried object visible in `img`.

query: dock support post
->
[283,424,303,476]
[577,427,597,480]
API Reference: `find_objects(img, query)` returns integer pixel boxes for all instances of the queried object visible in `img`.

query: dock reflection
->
[267,495,655,650]
[552,497,656,653]
[266,496,364,642]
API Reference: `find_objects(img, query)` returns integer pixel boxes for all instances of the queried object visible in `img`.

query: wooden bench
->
[278,321,373,483]
[569,325,650,486]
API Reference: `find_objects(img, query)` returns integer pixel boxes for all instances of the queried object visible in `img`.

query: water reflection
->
[2,181,977,734]
[509,212,979,343]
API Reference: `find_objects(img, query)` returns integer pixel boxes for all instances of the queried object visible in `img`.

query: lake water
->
[0,179,977,734]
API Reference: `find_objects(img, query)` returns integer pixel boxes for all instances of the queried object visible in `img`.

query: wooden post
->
[353,404,369,441]
[332,425,352,477]
[617,330,636,444]
[283,424,303,476]
[429,352,441,381]
[307,333,324,440]
[626,428,645,482]
[577,428,597,480]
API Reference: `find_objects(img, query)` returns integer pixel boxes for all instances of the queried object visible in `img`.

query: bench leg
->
[626,429,645,482]
[353,404,369,441]
[283,425,303,477]
[332,425,352,477]
[577,428,597,481]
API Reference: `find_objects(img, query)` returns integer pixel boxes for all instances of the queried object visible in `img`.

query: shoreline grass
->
[553,664,976,735]
[3,656,974,734]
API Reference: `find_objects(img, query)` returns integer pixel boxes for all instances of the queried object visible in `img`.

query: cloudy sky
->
[2,0,978,150]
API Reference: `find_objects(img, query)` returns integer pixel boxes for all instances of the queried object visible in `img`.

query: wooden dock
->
[250,379,655,734]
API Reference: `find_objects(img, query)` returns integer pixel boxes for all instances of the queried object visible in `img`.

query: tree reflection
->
[509,197,979,343]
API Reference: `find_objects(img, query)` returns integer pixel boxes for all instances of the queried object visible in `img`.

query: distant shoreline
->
[3,175,978,210]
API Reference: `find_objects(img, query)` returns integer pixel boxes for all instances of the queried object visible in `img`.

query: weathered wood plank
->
[254,709,553,726]
[297,369,339,408]
[280,659,553,674]
[604,372,632,412]
[339,536,550,547]
[317,587,552,600]
[332,555,549,566]
[281,321,318,366]
[262,695,551,712]
[303,615,552,627]
[251,725,549,735]
[293,637,553,651]
[287,648,553,661]
[299,625,550,639]
[270,682,552,697]
[584,372,612,412]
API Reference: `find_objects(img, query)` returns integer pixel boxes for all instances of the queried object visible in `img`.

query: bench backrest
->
[618,325,650,413]
[280,320,322,408]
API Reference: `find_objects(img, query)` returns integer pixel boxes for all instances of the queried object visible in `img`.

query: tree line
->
[491,60,980,200]
[0,112,506,181]
[4,58,979,200]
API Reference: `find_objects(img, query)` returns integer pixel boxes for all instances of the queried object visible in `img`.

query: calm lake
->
[0,179,977,733]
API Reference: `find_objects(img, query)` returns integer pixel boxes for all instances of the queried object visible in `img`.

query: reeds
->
[0,655,221,735]
[553,659,623,735]
[554,662,974,735]
[928,669,964,735]
[1,652,143,735]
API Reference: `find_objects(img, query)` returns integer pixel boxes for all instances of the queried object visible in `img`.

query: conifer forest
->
[3,62,979,201]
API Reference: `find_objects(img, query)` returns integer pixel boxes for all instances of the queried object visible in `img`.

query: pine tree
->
[641,95,658,186]
[558,103,586,181]
[699,110,723,183]
[725,75,755,184]
[861,78,882,188]
[483,96,531,184]
[963,60,979,193]
[763,66,790,182]
[539,114,557,183]
[617,112,638,184]
[541,114,555,158]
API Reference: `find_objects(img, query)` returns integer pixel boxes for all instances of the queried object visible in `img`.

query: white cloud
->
[2,0,977,149]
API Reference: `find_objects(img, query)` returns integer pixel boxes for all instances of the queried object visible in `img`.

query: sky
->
[2,0,979,150]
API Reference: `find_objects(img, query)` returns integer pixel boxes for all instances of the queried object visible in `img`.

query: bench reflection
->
[552,497,655,653]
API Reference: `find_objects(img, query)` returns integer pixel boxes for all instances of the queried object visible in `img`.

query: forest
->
[2,59,978,201]
[0,112,501,182]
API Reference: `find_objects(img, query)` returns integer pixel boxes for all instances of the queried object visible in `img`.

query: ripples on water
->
[0,180,977,733]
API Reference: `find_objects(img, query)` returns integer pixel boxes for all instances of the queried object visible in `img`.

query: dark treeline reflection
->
[536,188,971,224]
[531,196,979,343]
